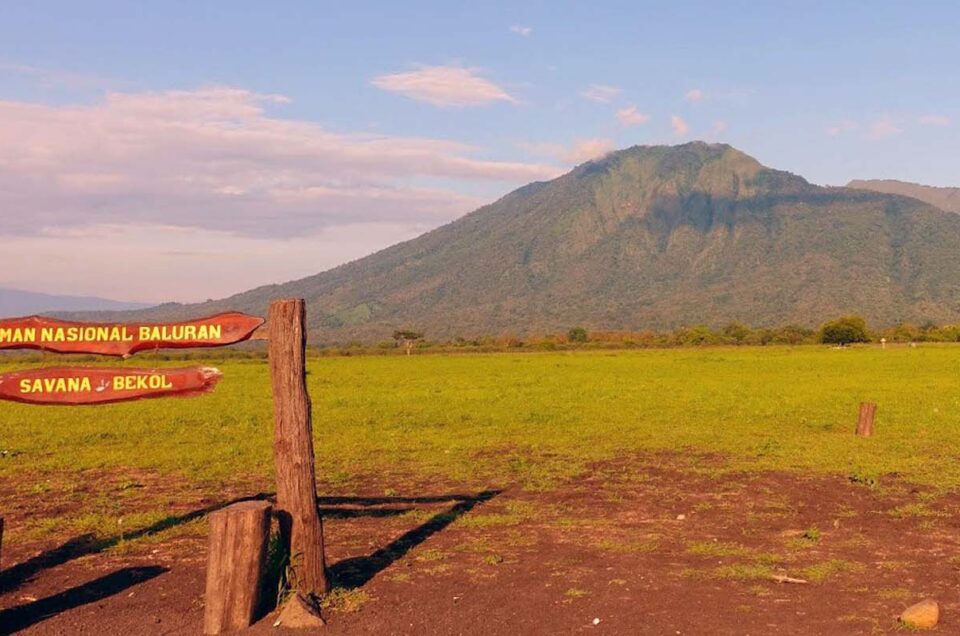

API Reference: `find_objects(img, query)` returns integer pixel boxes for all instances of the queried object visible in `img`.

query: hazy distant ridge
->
[0,288,153,316]
[847,179,960,214]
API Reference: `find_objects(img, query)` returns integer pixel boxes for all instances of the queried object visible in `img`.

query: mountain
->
[75,142,960,341]
[847,179,960,215]
[0,288,153,317]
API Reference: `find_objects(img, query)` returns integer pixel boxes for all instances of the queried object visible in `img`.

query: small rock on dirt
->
[274,594,326,629]
[900,599,939,629]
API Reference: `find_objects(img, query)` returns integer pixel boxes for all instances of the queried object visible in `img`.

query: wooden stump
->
[203,500,272,635]
[269,299,328,597]
[856,402,877,437]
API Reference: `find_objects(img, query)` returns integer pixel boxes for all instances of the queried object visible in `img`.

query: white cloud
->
[0,87,561,241]
[519,138,615,164]
[563,138,615,163]
[616,106,650,126]
[509,25,532,36]
[865,115,902,140]
[685,88,705,103]
[711,120,728,136]
[370,64,517,107]
[919,114,951,127]
[580,84,621,103]
[0,86,566,299]
[670,114,690,137]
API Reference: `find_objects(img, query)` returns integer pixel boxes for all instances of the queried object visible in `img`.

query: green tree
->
[819,316,869,345]
[567,327,589,343]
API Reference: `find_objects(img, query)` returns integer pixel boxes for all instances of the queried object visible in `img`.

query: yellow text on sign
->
[114,375,175,391]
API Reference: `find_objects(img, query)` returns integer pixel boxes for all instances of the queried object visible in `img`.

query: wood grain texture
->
[856,402,877,437]
[269,299,328,597]
[203,500,272,634]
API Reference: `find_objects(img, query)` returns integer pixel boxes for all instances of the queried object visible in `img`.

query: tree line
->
[319,315,960,355]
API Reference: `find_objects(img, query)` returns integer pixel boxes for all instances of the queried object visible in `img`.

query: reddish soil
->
[3,453,960,635]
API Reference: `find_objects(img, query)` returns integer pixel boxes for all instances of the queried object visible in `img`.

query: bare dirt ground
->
[3,453,960,635]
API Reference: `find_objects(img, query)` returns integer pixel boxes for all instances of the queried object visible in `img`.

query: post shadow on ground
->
[0,492,272,595]
[0,489,500,629]
[0,491,456,595]
[326,489,502,589]
[0,566,167,635]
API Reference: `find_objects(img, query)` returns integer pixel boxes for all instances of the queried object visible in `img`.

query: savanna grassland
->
[2,345,960,634]
[4,345,959,495]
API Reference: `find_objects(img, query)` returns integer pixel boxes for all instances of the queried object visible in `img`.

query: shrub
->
[567,327,589,343]
[819,316,869,345]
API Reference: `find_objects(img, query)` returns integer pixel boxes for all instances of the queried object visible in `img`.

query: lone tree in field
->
[567,327,589,343]
[819,315,870,345]
[393,330,424,355]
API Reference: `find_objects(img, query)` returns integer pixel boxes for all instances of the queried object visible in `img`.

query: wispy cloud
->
[0,60,119,90]
[711,120,728,136]
[0,222,437,304]
[685,88,705,103]
[919,114,951,127]
[519,138,615,164]
[509,25,532,36]
[580,84,621,103]
[865,115,902,140]
[563,138,615,163]
[371,64,517,107]
[616,106,650,126]
[671,114,689,137]
[826,119,858,137]
[0,87,560,241]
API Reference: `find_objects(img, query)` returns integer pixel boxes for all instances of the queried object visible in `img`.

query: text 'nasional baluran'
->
[0,312,263,356]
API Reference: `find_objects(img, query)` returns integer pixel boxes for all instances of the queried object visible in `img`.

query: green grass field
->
[2,345,959,494]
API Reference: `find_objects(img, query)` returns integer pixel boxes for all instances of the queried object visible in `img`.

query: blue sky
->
[1,1,957,302]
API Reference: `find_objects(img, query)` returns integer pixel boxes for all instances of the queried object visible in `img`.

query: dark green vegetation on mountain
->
[848,179,960,214]
[81,143,960,342]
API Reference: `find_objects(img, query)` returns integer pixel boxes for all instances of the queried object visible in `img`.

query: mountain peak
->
[75,144,960,340]
[564,142,809,209]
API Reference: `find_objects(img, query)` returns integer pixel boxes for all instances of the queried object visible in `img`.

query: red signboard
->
[0,312,263,357]
[0,366,223,405]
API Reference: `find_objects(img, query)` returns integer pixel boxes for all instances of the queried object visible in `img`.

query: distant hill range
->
[72,142,960,342]
[847,179,960,214]
[1,288,152,316]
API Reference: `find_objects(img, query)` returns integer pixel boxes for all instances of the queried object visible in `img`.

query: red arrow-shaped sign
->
[0,312,264,357]
[0,366,223,405]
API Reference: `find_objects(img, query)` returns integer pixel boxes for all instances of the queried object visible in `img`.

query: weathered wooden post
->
[1,515,4,569]
[268,299,328,598]
[203,501,272,634]
[856,402,877,437]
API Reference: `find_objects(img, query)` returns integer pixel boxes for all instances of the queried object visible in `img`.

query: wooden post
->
[856,402,877,437]
[268,299,328,597]
[203,500,272,635]
[1,516,4,569]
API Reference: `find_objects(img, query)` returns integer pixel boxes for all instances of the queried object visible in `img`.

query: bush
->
[819,316,869,345]
[722,322,753,344]
[567,327,589,343]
